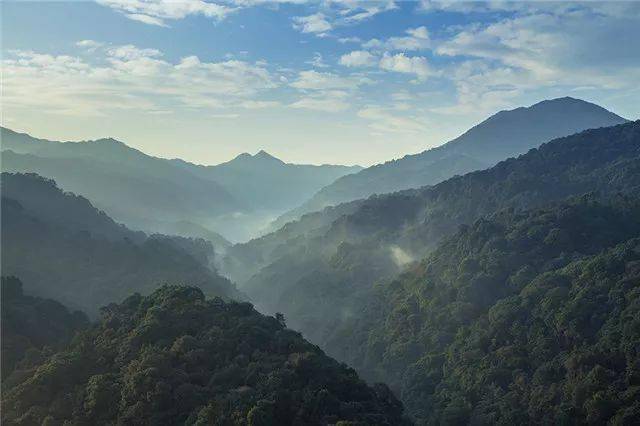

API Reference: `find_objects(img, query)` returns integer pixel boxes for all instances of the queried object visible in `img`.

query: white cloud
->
[97,0,232,26]
[211,113,240,119]
[338,36,361,44]
[292,1,396,36]
[76,40,104,51]
[363,26,430,51]
[379,53,431,80]
[358,106,427,134]
[241,100,281,109]
[293,13,332,34]
[307,52,329,68]
[107,45,163,60]
[289,69,372,112]
[339,50,377,67]
[126,13,168,27]
[290,90,350,112]
[290,70,369,90]
[339,0,397,23]
[2,47,277,117]
[432,3,640,115]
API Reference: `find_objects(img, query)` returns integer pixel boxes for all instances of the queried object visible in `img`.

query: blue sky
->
[2,1,639,166]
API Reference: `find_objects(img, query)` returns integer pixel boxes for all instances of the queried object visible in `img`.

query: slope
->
[227,121,640,355]
[339,196,640,424]
[1,173,242,315]
[1,285,410,425]
[277,97,628,226]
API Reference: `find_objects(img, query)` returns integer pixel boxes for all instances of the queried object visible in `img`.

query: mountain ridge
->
[1,127,362,242]
[274,97,629,228]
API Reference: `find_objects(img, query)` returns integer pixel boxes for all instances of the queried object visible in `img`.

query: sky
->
[2,1,639,166]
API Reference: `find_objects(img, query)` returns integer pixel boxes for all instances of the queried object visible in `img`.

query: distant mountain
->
[171,149,362,211]
[1,128,361,242]
[276,97,628,226]
[1,285,410,425]
[223,121,640,356]
[0,129,243,239]
[1,173,242,315]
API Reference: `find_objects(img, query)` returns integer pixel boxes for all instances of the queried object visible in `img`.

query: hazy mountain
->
[1,285,410,425]
[171,150,362,212]
[276,97,628,227]
[1,127,361,242]
[1,173,242,315]
[0,129,244,238]
[224,121,640,357]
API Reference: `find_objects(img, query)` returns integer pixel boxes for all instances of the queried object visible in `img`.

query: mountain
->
[1,285,410,425]
[172,150,361,212]
[1,127,361,242]
[223,121,640,359]
[1,173,242,315]
[339,197,640,424]
[276,97,628,227]
[0,129,244,227]
[1,277,89,385]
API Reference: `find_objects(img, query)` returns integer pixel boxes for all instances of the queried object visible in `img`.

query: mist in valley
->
[3,1,640,425]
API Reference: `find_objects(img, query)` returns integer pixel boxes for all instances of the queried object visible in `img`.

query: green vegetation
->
[1,173,242,315]
[336,197,640,424]
[226,121,640,361]
[1,285,409,425]
[1,277,88,386]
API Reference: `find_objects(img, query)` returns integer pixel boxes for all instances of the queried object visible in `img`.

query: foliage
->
[1,173,243,315]
[1,277,88,386]
[226,121,640,363]
[1,286,409,425]
[340,197,640,424]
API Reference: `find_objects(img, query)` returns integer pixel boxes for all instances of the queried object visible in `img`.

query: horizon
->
[3,1,639,166]
[2,95,632,168]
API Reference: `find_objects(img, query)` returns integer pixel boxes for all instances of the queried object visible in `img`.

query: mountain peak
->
[254,149,280,161]
[228,150,284,165]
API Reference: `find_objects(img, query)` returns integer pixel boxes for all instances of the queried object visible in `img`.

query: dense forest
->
[1,277,89,386]
[1,173,242,315]
[1,285,409,425]
[224,121,640,355]
[335,197,640,424]
[2,116,639,425]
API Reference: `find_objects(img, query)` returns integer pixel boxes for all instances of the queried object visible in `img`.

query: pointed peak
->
[255,150,277,160]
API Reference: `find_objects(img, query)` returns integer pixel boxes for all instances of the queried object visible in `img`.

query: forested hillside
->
[1,173,242,315]
[277,97,628,226]
[338,197,640,424]
[1,285,409,425]
[1,277,89,385]
[226,121,640,362]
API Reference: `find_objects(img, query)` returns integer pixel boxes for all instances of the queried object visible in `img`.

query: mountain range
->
[0,128,361,242]
[223,120,640,355]
[221,120,640,423]
[1,172,242,315]
[274,97,628,228]
[2,98,639,425]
